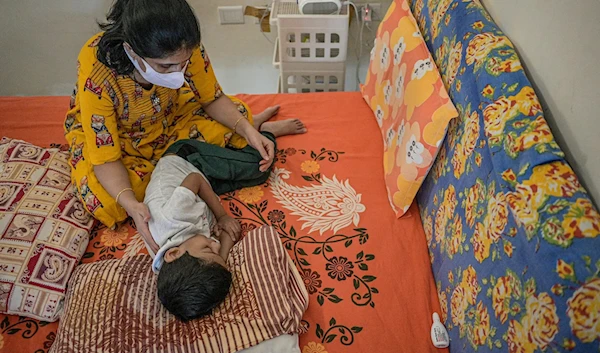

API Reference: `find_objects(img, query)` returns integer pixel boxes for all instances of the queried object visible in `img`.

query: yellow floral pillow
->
[360,0,458,217]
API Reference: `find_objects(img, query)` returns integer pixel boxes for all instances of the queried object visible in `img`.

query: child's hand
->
[218,215,241,242]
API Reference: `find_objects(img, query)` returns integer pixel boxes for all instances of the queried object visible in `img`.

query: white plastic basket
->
[281,62,345,93]
[272,2,349,92]
[274,37,346,93]
[276,5,349,63]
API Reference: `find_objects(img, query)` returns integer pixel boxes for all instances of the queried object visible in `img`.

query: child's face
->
[166,235,226,267]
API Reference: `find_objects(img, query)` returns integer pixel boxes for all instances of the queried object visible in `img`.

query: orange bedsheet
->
[0,93,443,353]
[0,96,70,148]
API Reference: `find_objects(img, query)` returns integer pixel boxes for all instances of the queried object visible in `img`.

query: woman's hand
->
[201,96,275,172]
[94,161,158,252]
[125,201,158,253]
[243,127,275,172]
[201,97,274,172]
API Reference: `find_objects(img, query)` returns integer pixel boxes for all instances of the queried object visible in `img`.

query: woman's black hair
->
[97,0,201,75]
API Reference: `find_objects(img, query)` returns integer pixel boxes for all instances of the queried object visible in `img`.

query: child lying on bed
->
[142,130,284,321]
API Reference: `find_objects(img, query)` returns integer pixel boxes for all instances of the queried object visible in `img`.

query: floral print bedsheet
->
[0,93,443,353]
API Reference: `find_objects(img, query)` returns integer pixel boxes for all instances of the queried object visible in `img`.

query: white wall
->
[481,0,600,206]
[192,0,280,94]
[0,0,389,95]
[0,0,113,95]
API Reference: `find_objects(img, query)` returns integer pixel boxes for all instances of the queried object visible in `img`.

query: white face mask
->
[124,47,187,89]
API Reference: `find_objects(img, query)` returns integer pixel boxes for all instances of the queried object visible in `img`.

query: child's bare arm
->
[218,230,235,261]
[179,173,226,217]
[179,173,241,240]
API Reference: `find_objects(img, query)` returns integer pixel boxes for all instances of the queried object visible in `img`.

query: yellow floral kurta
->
[65,33,252,227]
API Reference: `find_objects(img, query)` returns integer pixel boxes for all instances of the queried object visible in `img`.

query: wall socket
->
[218,6,245,25]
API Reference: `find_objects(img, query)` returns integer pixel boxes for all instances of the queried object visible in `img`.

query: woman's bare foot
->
[260,119,307,137]
[253,105,280,129]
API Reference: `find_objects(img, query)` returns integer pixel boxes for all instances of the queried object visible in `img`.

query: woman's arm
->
[94,160,136,209]
[202,95,253,140]
[186,44,274,170]
[202,95,274,171]
[94,161,157,252]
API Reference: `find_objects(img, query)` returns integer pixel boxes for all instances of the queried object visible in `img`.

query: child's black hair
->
[157,252,232,321]
[97,0,201,75]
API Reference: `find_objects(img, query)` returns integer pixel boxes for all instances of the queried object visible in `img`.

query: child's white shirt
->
[144,155,215,273]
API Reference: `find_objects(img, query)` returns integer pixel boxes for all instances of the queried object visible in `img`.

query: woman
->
[65,0,306,242]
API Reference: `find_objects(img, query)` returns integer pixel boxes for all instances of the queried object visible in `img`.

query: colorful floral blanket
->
[409,0,600,352]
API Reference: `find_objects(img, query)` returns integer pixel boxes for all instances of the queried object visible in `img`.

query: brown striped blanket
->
[50,226,309,353]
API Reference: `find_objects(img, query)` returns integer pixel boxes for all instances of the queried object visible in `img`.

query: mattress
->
[0,93,444,353]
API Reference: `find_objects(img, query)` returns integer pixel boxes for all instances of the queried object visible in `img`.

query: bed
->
[3,0,600,352]
[0,92,443,353]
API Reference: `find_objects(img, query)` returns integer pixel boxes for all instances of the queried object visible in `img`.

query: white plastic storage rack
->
[271,0,349,93]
